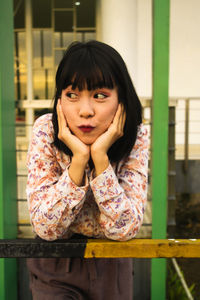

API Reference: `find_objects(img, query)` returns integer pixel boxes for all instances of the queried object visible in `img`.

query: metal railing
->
[0,238,199,258]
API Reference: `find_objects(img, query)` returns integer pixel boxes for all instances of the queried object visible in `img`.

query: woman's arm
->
[57,100,90,186]
[26,114,89,241]
[90,124,149,241]
[91,103,125,176]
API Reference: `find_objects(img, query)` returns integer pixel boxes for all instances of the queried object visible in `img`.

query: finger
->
[120,105,126,126]
[111,104,123,135]
[117,104,124,130]
[117,104,126,135]
[56,99,62,130]
[58,101,67,127]
[120,107,126,131]
[56,99,63,119]
[112,103,122,126]
[57,100,70,139]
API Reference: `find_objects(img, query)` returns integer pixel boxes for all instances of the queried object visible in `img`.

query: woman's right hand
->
[56,99,90,165]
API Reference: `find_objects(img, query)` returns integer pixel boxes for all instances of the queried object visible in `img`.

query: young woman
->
[26,40,149,300]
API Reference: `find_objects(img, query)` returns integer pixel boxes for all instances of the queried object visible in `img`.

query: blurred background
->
[1,0,200,299]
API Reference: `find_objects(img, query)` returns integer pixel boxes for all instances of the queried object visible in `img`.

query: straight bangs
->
[57,47,116,92]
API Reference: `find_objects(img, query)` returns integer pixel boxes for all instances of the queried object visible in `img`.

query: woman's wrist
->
[69,155,89,186]
[73,153,90,166]
[92,153,109,176]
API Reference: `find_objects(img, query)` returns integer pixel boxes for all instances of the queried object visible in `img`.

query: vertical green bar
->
[151,0,169,299]
[0,0,17,299]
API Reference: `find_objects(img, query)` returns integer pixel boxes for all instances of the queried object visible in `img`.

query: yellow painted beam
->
[85,239,200,258]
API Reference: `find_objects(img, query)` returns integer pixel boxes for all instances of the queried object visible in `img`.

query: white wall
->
[136,0,200,98]
[96,0,138,88]
[170,0,200,97]
[136,0,152,97]
[169,0,200,158]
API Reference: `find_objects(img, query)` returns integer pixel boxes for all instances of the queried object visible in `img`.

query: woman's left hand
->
[91,103,126,168]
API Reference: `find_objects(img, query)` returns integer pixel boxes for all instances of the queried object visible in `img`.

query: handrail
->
[0,238,199,258]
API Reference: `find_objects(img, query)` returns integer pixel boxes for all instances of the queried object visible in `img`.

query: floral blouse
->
[26,113,149,241]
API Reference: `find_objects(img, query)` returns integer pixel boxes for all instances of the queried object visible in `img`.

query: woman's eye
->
[66,92,77,99]
[94,93,107,99]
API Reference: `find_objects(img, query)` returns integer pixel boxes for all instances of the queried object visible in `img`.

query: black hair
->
[52,40,142,163]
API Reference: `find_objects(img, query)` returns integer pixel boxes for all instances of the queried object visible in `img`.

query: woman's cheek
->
[61,109,74,131]
[103,117,114,131]
[107,109,117,125]
[65,116,75,131]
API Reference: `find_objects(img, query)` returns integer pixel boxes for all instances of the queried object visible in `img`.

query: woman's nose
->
[79,100,94,118]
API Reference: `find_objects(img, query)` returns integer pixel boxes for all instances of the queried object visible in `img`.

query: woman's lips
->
[78,126,95,133]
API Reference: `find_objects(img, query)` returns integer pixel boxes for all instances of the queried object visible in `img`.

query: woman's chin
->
[80,137,96,145]
[78,134,99,145]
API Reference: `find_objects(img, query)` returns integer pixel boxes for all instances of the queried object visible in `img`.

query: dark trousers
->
[27,257,133,300]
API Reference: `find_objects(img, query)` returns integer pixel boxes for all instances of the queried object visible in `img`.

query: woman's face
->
[60,86,119,145]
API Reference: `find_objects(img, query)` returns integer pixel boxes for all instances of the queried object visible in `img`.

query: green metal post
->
[0,0,17,299]
[151,0,170,299]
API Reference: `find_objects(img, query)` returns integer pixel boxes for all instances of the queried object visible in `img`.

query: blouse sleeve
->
[90,124,149,241]
[26,115,89,241]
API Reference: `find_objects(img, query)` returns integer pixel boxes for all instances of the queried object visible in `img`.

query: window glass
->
[15,32,27,100]
[14,0,25,29]
[54,0,73,9]
[18,32,26,65]
[63,32,74,48]
[75,32,83,42]
[33,68,54,100]
[33,31,41,68]
[55,50,64,68]
[33,69,45,99]
[85,32,96,40]
[46,69,54,99]
[32,0,51,28]
[54,11,73,32]
[18,71,27,100]
[54,32,61,48]
[43,30,53,68]
[76,0,96,28]
[83,32,96,42]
